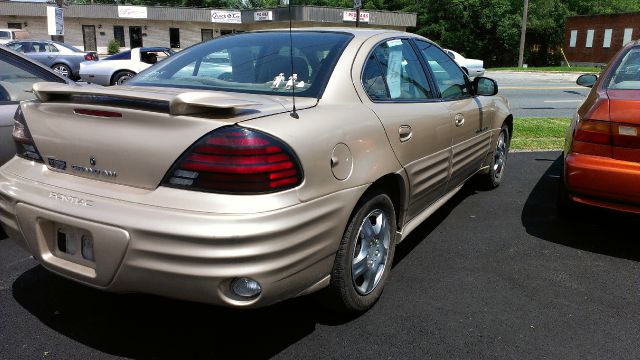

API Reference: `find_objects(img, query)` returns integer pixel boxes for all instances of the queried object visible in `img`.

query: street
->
[488,71,591,118]
[1,151,639,360]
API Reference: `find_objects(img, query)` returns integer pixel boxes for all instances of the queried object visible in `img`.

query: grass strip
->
[511,117,572,151]
[489,66,600,73]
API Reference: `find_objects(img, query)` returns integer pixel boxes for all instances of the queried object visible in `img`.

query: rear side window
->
[415,40,470,100]
[606,46,640,90]
[0,50,65,102]
[0,31,10,40]
[362,39,433,101]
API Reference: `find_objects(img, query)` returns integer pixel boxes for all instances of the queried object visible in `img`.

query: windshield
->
[129,31,353,98]
[606,46,640,90]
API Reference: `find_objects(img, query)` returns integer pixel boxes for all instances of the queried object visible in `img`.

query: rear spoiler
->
[32,82,261,116]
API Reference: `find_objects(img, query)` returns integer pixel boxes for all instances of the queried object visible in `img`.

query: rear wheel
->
[112,71,135,85]
[328,191,396,313]
[52,63,71,78]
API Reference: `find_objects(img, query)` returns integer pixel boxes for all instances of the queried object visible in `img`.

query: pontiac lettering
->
[49,192,94,207]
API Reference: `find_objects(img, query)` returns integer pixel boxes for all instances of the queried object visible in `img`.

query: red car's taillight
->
[574,119,640,148]
[575,119,611,145]
[162,126,303,194]
[12,106,44,163]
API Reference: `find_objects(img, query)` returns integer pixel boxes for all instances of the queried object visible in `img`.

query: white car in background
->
[79,47,174,86]
[445,49,485,78]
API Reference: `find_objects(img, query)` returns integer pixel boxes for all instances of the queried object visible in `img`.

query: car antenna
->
[288,0,299,119]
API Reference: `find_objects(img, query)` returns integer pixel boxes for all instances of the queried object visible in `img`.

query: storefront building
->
[0,2,416,53]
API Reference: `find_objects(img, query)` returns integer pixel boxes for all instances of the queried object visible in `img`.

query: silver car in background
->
[80,47,174,86]
[445,49,485,77]
[5,40,98,79]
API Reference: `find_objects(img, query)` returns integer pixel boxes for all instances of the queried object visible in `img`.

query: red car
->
[560,40,640,214]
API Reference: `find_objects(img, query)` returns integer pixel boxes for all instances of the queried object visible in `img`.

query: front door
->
[82,25,97,52]
[129,26,143,48]
[358,37,453,220]
[414,40,492,190]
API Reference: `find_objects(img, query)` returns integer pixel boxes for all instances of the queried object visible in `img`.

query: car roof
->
[0,46,69,83]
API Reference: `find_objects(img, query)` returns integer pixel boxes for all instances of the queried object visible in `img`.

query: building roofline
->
[0,1,417,27]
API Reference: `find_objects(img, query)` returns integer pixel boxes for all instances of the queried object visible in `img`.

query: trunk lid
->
[22,82,313,189]
[606,89,640,125]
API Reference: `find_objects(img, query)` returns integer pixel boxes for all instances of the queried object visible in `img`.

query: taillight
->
[12,106,44,163]
[84,53,95,61]
[574,119,640,148]
[575,119,611,145]
[162,126,303,194]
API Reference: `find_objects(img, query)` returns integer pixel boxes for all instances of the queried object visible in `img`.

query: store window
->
[114,26,125,47]
[170,28,180,49]
[8,23,22,29]
[201,29,213,42]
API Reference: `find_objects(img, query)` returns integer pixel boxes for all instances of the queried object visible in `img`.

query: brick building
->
[0,1,416,54]
[563,12,639,66]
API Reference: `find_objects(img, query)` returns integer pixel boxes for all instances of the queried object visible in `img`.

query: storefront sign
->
[118,6,148,19]
[211,10,242,24]
[46,6,64,35]
[343,11,369,22]
[254,11,273,21]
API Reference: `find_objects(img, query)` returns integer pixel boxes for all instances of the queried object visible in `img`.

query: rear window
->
[129,31,353,98]
[55,42,82,52]
[0,31,10,40]
[606,46,640,90]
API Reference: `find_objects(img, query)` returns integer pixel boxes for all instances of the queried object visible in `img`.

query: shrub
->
[107,39,120,55]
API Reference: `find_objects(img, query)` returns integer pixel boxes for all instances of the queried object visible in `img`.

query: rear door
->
[358,37,452,220]
[414,40,492,190]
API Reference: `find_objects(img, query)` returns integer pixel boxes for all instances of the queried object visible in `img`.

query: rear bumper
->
[0,164,366,308]
[565,152,640,213]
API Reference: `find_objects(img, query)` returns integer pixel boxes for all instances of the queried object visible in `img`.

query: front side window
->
[415,39,470,100]
[361,38,432,101]
[606,46,640,90]
[130,31,353,98]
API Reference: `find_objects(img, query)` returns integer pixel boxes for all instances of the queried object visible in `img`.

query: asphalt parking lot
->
[1,151,639,360]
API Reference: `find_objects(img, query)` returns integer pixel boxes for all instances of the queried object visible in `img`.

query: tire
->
[112,71,135,86]
[482,124,509,188]
[0,225,6,240]
[52,63,71,78]
[328,191,397,313]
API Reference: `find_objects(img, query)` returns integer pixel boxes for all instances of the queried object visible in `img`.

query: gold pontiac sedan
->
[0,29,512,312]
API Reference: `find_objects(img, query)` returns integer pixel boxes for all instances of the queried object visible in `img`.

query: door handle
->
[454,113,465,127]
[399,125,412,142]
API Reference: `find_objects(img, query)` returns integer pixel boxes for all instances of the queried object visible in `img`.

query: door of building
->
[129,26,143,48]
[82,25,97,51]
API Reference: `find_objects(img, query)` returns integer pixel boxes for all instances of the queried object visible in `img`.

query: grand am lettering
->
[49,192,94,207]
[70,165,117,178]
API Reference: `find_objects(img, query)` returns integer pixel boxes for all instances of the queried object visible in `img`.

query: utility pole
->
[354,0,362,28]
[518,0,529,67]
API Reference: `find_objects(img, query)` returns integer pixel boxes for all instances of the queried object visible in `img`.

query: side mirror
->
[576,74,597,88]
[473,77,498,96]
